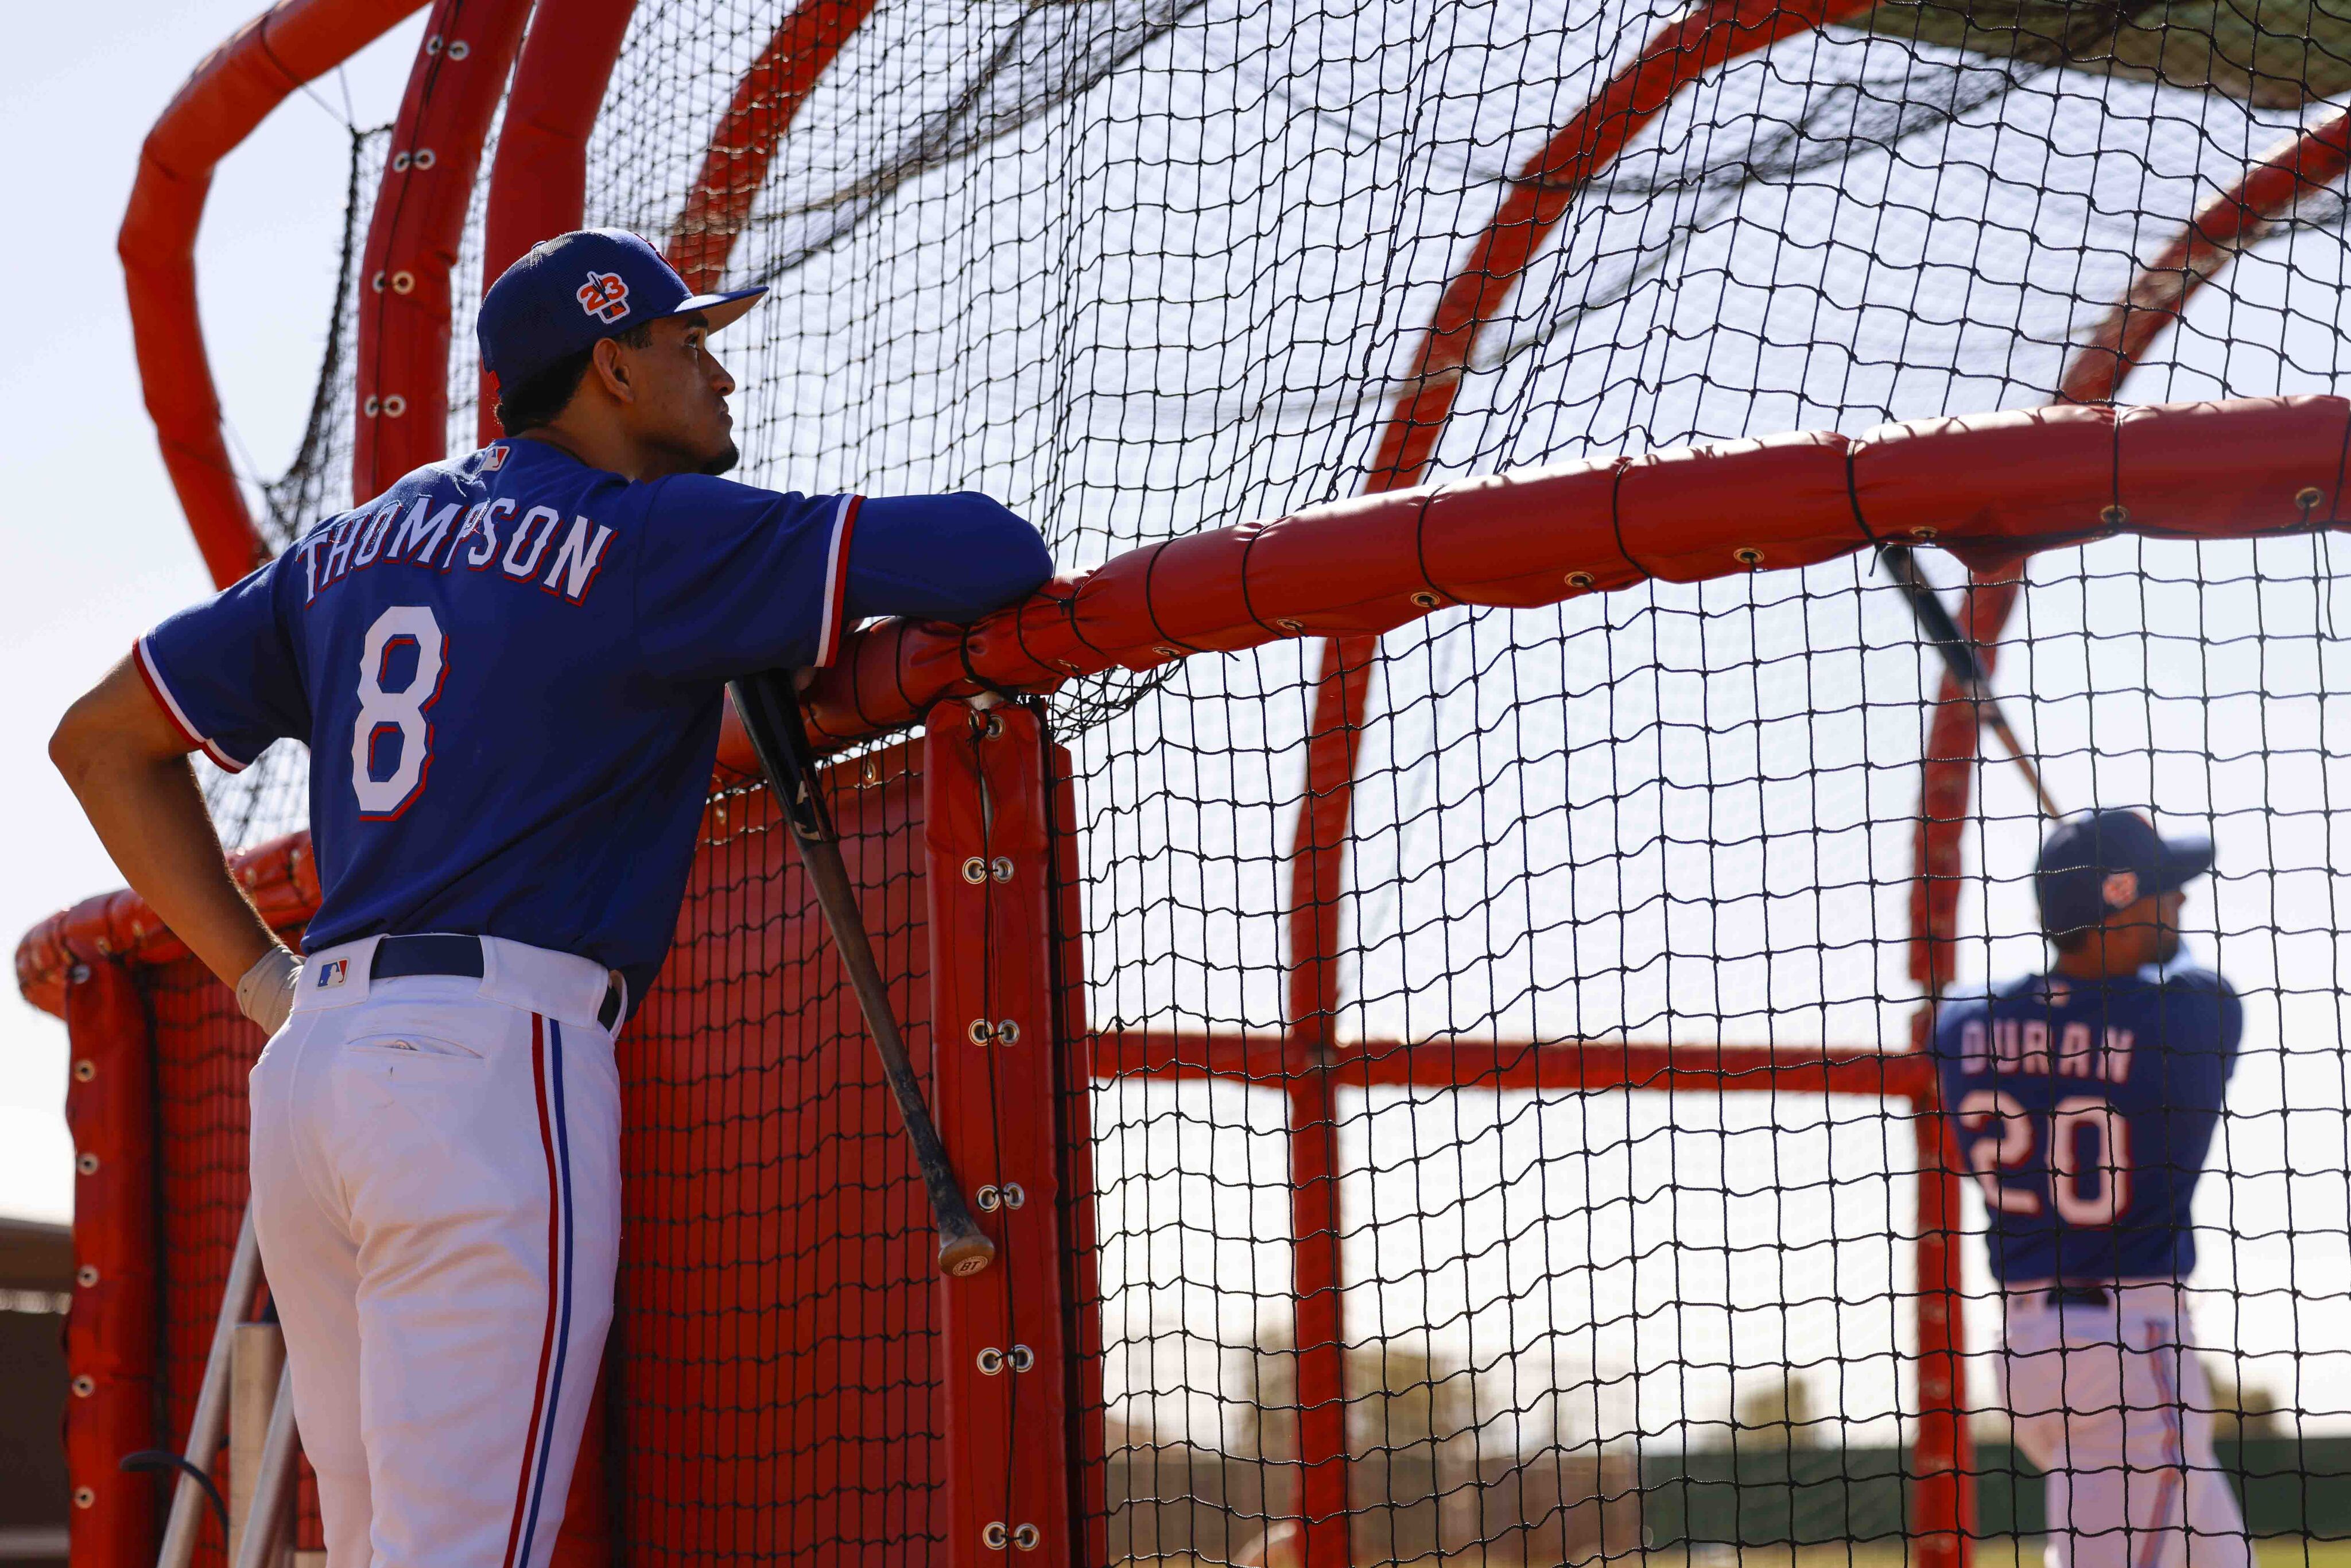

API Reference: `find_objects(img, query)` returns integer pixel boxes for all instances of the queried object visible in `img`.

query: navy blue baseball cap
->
[2036,809,2213,935]
[477,228,766,393]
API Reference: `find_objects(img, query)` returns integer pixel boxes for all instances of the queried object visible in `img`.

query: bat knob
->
[939,1232,998,1278]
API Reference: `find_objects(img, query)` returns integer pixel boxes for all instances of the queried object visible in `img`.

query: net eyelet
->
[1565,571,1595,589]
[1011,1523,1041,1550]
[981,1523,1010,1550]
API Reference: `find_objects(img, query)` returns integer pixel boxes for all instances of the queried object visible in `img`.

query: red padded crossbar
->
[20,392,2348,1012]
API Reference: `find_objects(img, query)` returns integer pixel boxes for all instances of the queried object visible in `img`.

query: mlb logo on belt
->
[317,958,350,989]
[577,270,631,324]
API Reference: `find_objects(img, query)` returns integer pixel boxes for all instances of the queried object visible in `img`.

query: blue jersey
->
[136,438,1052,1005]
[1930,968,2240,1283]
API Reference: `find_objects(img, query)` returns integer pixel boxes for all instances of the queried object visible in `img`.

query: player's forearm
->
[848,494,1055,623]
[51,681,282,990]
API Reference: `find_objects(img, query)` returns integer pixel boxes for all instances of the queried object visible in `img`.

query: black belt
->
[371,933,622,1030]
[2046,1284,2112,1307]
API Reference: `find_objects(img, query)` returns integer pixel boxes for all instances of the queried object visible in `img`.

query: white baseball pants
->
[2000,1283,2249,1568]
[248,936,622,1568]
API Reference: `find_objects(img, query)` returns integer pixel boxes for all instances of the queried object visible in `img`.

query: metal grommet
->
[1151,645,1182,659]
[1910,525,1938,540]
[2100,503,2128,526]
[1275,618,1303,634]
[975,1347,1005,1375]
[976,1185,1001,1212]
[363,395,381,417]
[990,856,1014,882]
[391,151,412,172]
[370,270,387,292]
[76,1265,99,1288]
[1565,570,1595,589]
[72,1375,95,1398]
[1733,546,1764,566]
[1410,591,1440,609]
[67,964,91,984]
[2298,485,2325,511]
[1007,1344,1035,1372]
[967,1019,995,1046]
[76,1152,99,1176]
[390,270,416,294]
[961,857,988,884]
[424,33,442,51]
[981,712,1006,738]
[999,1182,1025,1209]
[981,1523,1010,1551]
[412,148,437,170]
[994,1019,1020,1046]
[447,38,470,58]
[382,395,408,418]
[860,757,882,785]
[73,1487,95,1509]
[73,1059,95,1082]
[1011,1523,1041,1551]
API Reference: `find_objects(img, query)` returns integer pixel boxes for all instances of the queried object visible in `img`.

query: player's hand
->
[236,946,302,1036]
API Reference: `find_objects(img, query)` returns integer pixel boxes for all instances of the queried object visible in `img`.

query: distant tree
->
[1734,1369,1822,1449]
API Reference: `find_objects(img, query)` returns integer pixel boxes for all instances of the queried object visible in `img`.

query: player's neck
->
[2049,942,2150,981]
[511,423,698,484]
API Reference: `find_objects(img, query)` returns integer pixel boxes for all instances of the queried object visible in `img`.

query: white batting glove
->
[236,947,302,1037]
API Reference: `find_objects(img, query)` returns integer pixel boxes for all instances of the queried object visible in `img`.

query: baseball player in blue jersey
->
[1932,809,2246,1568]
[49,230,1053,1568]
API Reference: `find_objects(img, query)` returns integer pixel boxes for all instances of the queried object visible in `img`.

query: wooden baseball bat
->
[728,672,997,1278]
[1875,542,2062,820]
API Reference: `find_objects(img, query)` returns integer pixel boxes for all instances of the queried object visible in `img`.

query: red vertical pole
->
[927,703,1076,1566]
[1910,1018,1974,1568]
[61,951,160,1568]
[1906,568,2016,1568]
[1282,634,1375,1564]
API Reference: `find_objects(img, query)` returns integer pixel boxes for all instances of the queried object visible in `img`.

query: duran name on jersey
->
[1930,968,2240,1284]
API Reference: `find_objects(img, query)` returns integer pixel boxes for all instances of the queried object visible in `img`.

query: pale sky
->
[0,5,426,1222]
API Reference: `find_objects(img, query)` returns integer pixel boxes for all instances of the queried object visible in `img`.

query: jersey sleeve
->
[135,554,310,773]
[2155,968,2242,1105]
[634,480,1054,682]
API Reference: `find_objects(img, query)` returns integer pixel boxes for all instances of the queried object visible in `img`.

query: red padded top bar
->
[24,393,2348,1012]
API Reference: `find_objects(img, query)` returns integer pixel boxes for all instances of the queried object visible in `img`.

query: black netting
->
[124,1,2351,1561]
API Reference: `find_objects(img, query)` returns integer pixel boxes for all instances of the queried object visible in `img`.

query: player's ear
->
[588,336,636,405]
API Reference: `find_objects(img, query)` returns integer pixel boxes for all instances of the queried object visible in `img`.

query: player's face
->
[620,314,740,477]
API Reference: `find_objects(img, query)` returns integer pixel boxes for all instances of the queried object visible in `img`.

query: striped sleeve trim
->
[131,638,251,774]
[813,494,863,669]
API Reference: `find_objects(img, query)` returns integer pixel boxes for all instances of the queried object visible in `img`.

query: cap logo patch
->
[2101,870,2140,909]
[577,270,631,324]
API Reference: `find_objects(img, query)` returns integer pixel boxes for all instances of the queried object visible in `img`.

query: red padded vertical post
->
[61,952,159,1568]
[926,703,1076,1566]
